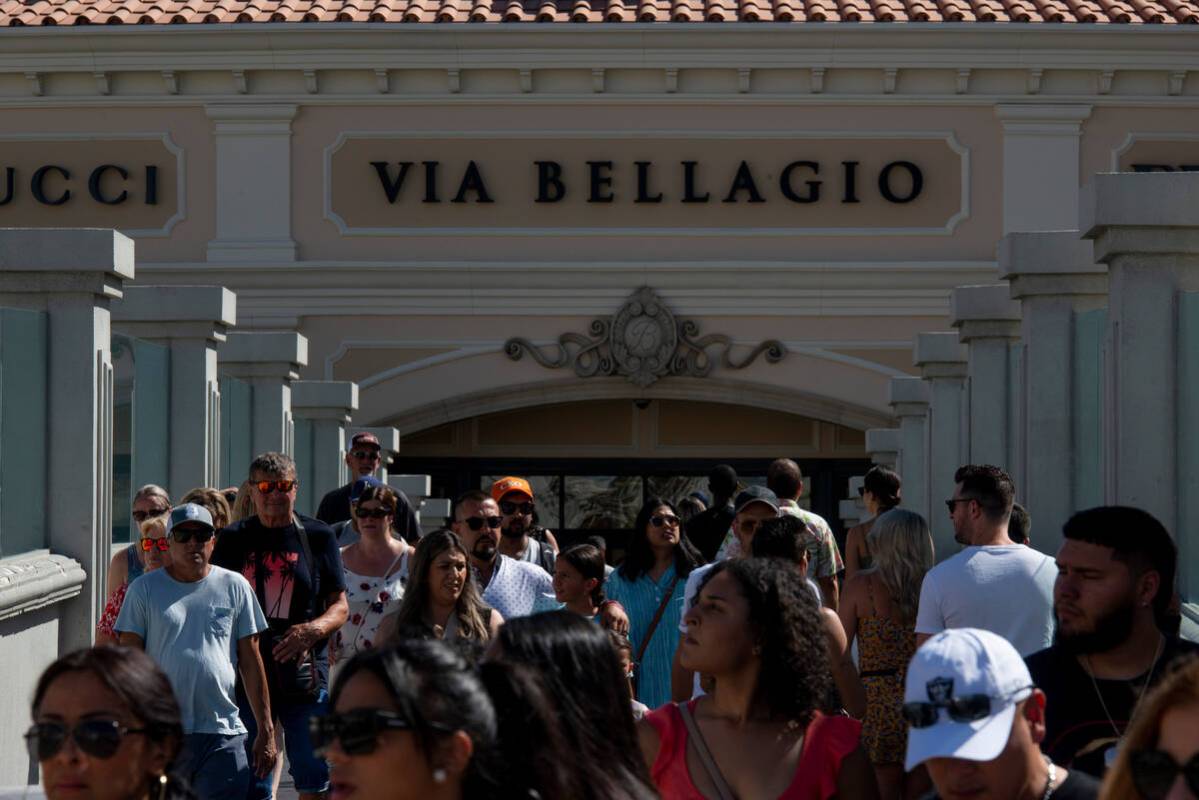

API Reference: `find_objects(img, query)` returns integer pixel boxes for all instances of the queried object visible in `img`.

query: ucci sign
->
[0,136,182,235]
[326,133,968,235]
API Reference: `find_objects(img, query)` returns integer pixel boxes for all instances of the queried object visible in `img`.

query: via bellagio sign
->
[325,133,969,235]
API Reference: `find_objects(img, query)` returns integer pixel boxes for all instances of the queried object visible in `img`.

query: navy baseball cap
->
[350,475,385,502]
[734,486,780,515]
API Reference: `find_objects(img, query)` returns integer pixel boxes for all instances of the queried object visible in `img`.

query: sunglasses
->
[902,687,1032,728]
[355,506,394,519]
[350,450,380,460]
[256,480,297,494]
[499,500,534,516]
[25,720,147,761]
[139,536,170,552]
[462,515,503,531]
[171,526,215,544]
[944,497,975,513]
[651,514,681,528]
[309,710,412,757]
[131,509,168,523]
[1130,750,1199,799]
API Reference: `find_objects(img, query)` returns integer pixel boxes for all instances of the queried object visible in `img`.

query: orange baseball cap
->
[491,476,534,502]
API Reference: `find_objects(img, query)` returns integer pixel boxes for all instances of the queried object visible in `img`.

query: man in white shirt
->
[915,465,1056,657]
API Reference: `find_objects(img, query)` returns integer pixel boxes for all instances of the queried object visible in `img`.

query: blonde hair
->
[133,484,170,508]
[867,508,935,624]
[230,481,256,523]
[181,487,232,530]
[138,514,168,539]
[1100,656,1199,800]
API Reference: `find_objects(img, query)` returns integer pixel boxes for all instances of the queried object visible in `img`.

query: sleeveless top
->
[856,573,917,765]
[645,702,861,800]
[332,550,409,661]
[126,544,145,581]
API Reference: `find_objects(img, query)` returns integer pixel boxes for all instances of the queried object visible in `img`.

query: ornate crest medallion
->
[609,288,679,388]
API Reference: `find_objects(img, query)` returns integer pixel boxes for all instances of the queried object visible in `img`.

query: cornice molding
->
[0,551,87,621]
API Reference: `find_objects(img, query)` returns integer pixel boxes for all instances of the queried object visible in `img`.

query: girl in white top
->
[331,483,410,679]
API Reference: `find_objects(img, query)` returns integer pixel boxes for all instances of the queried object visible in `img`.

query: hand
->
[252,726,278,778]
[601,602,630,635]
[272,622,318,663]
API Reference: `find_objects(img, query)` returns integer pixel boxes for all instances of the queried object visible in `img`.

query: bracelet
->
[599,600,625,613]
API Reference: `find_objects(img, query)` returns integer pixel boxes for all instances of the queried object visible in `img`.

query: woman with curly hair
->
[640,558,878,799]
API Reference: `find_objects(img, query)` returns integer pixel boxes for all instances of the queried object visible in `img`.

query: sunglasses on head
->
[25,720,147,761]
[172,526,215,544]
[355,505,394,519]
[139,536,170,552]
[131,508,168,523]
[350,450,380,460]
[651,514,680,528]
[256,480,297,494]
[902,687,1032,728]
[1130,750,1199,799]
[462,515,503,531]
[309,710,413,757]
[499,500,534,516]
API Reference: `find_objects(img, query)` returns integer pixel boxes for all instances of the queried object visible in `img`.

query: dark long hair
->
[699,559,831,727]
[492,611,657,800]
[32,647,192,800]
[390,529,491,642]
[331,640,500,795]
[557,544,606,606]
[619,497,702,582]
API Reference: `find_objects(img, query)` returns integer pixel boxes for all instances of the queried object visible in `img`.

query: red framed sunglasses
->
[140,536,170,552]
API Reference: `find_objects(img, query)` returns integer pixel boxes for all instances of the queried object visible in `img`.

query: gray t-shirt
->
[116,566,267,735]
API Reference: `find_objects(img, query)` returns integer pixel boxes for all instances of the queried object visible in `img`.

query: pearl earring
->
[432,769,447,784]
[157,775,168,800]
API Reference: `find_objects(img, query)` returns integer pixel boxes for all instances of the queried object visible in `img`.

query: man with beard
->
[490,477,558,575]
[1024,506,1196,779]
[915,465,1057,657]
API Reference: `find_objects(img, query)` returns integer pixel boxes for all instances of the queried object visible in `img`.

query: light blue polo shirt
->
[115,565,267,735]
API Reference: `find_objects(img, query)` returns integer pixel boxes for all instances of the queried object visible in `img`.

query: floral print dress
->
[331,551,408,668]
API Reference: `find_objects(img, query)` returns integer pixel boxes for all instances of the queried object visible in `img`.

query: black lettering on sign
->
[423,161,440,203]
[371,161,414,204]
[723,161,765,203]
[780,161,820,203]
[879,161,923,204]
[32,165,70,206]
[0,167,13,206]
[88,164,129,205]
[588,161,614,203]
[451,161,494,203]
[841,161,860,203]
[535,161,565,203]
[681,161,710,204]
[635,161,663,203]
[145,165,158,206]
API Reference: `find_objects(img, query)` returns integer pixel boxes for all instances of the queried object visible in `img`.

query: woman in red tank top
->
[637,558,880,800]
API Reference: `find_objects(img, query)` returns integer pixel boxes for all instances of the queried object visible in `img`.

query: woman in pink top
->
[638,558,880,800]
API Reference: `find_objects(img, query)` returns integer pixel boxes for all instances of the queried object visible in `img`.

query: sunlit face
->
[138,527,171,573]
[131,496,170,528]
[733,502,779,555]
[353,499,395,540]
[679,570,757,677]
[251,472,297,520]
[345,446,382,478]
[1156,702,1199,800]
[499,491,534,540]
[35,670,169,800]
[167,523,214,572]
[327,671,429,800]
[552,559,596,606]
[947,483,978,545]
[452,498,501,563]
[428,549,468,608]
[645,505,681,550]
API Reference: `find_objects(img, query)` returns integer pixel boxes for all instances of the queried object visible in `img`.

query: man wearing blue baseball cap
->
[904,628,1099,800]
[117,503,276,800]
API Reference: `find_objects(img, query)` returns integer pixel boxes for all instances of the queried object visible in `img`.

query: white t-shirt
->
[915,545,1057,657]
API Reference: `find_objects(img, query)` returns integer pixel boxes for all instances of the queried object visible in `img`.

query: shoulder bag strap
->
[678,702,737,800]
[291,514,320,617]
[634,576,681,666]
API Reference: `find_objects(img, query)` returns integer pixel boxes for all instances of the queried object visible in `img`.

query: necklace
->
[1084,635,1164,768]
[1041,756,1057,800]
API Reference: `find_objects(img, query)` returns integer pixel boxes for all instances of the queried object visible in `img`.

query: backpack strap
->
[678,702,737,800]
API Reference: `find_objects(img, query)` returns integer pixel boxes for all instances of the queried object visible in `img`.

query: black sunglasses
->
[499,500,534,516]
[350,450,380,460]
[171,526,215,544]
[651,514,681,528]
[462,515,502,531]
[355,506,394,519]
[25,720,147,761]
[309,710,412,757]
[1130,750,1199,799]
[131,508,169,523]
[902,687,1032,728]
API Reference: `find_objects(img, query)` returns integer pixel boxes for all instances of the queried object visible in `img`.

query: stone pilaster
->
[915,332,969,558]
[995,105,1092,234]
[219,332,307,458]
[865,428,901,469]
[292,381,359,517]
[888,377,930,526]
[951,284,1022,469]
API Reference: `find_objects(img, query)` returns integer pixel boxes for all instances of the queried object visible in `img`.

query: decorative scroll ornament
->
[504,287,786,388]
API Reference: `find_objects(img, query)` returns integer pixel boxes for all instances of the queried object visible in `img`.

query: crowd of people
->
[25,443,1199,800]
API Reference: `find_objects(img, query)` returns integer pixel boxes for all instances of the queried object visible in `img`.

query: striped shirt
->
[604,564,686,711]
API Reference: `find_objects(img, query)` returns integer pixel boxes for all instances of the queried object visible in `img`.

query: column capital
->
[999,231,1108,301]
[951,284,1022,342]
[866,428,901,465]
[293,380,359,422]
[1082,172,1199,265]
[112,285,236,343]
[915,332,968,379]
[889,377,930,416]
[220,331,307,380]
[994,104,1092,135]
[0,228,134,301]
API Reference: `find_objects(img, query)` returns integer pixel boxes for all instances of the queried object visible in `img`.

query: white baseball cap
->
[903,628,1034,771]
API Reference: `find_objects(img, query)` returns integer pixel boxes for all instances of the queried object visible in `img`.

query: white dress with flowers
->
[332,551,408,670]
